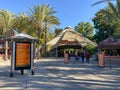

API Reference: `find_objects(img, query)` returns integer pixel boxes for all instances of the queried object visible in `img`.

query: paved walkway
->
[0,57,120,90]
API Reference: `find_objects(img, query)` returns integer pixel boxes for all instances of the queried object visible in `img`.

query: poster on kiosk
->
[15,42,31,70]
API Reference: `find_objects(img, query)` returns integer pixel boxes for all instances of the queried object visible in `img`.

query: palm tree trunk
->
[5,41,8,61]
[44,22,47,53]
[37,26,41,59]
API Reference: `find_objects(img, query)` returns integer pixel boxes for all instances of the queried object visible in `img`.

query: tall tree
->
[54,28,63,37]
[92,0,116,6]
[106,0,120,37]
[29,4,60,57]
[0,10,16,37]
[15,13,31,33]
[43,5,60,53]
[92,8,115,43]
[29,4,48,58]
[46,31,55,42]
[92,0,120,37]
[74,22,94,40]
[14,13,37,38]
[0,10,16,60]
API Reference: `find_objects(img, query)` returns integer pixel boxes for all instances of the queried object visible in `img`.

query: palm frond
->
[92,0,115,6]
[116,0,120,14]
[108,1,119,16]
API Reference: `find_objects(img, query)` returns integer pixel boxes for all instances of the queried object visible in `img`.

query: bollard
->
[64,52,68,64]
[98,54,104,67]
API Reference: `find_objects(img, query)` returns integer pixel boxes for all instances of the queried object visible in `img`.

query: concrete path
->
[0,57,120,90]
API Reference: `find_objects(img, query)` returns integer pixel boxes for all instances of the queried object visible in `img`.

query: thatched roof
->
[46,27,96,51]
[98,36,120,48]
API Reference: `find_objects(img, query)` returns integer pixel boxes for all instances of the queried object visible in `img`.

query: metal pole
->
[10,41,15,77]
[31,41,34,75]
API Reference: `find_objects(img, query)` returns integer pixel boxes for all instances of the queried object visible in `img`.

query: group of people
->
[69,51,90,63]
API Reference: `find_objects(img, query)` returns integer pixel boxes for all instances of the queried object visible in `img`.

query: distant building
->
[0,29,18,58]
[98,36,120,56]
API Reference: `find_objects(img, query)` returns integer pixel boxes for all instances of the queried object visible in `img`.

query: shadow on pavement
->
[0,57,120,90]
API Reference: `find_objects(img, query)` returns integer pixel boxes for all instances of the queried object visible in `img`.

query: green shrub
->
[41,52,50,57]
[85,45,96,55]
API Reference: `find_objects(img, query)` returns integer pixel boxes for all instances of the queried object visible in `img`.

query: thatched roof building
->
[98,36,120,56]
[46,27,96,51]
[98,36,120,48]
[45,27,96,57]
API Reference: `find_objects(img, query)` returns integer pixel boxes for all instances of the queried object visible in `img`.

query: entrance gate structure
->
[98,36,120,67]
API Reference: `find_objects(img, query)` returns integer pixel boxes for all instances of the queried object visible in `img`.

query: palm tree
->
[92,0,120,36]
[0,10,16,60]
[15,13,31,33]
[44,6,60,53]
[29,4,47,58]
[29,4,60,58]
[54,28,63,37]
[92,0,120,21]
[0,10,16,36]
[92,0,116,6]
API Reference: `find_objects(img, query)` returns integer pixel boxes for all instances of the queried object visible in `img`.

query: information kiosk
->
[6,32,36,77]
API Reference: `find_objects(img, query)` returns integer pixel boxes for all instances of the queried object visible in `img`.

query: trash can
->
[98,54,104,67]
[64,52,68,64]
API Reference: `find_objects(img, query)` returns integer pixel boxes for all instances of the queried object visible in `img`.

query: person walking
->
[81,52,85,63]
[68,51,71,60]
[75,51,79,61]
[85,51,90,63]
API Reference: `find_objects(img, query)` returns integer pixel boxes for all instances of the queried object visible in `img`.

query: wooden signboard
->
[15,42,31,70]
[60,40,79,45]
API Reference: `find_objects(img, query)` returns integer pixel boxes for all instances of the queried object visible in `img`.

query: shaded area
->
[0,58,120,90]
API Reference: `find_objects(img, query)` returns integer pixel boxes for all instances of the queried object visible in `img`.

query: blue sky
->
[0,0,109,29]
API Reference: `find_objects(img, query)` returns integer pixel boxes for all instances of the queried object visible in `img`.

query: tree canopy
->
[74,22,94,40]
[92,0,120,43]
